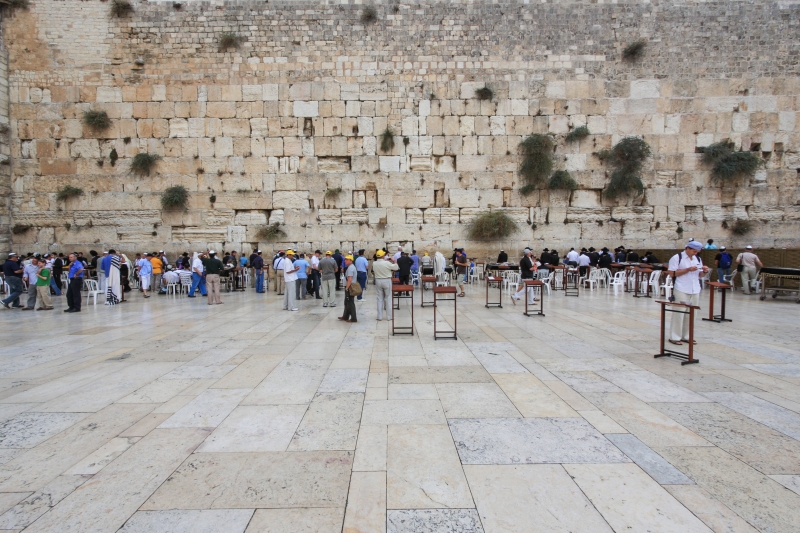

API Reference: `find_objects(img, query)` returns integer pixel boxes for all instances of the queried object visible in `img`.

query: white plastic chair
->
[436,272,450,287]
[85,279,101,305]
[597,268,612,288]
[660,275,673,299]
[648,270,662,295]
[166,281,180,295]
[505,272,520,294]
[700,270,711,289]
[179,272,193,294]
[583,269,602,291]
[411,271,420,286]
[539,273,552,295]
[468,266,479,284]
[723,271,738,291]
[551,269,564,290]
[610,271,626,295]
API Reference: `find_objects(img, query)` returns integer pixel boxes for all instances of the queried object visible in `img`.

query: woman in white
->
[667,241,709,345]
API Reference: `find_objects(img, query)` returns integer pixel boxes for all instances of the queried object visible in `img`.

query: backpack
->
[719,252,732,269]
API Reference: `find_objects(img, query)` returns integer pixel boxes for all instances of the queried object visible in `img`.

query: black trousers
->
[66,278,82,311]
[341,291,357,322]
[335,269,342,290]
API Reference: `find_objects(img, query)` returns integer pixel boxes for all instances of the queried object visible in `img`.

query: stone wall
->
[0,11,10,254]
[3,0,800,259]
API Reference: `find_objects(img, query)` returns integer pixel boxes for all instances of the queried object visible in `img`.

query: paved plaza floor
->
[0,281,799,532]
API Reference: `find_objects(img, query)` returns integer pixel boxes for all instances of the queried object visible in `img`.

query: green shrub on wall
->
[597,137,652,199]
[258,223,286,242]
[161,186,189,210]
[468,211,519,241]
[56,186,84,202]
[701,141,762,184]
[564,125,590,143]
[518,134,553,194]
[548,170,578,190]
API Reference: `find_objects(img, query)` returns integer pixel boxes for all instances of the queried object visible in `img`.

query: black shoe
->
[68,309,81,313]
[187,295,196,298]
[0,302,8,309]
[64,308,73,312]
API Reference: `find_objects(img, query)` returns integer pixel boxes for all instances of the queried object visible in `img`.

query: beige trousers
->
[36,286,52,308]
[670,289,700,342]
[206,274,222,304]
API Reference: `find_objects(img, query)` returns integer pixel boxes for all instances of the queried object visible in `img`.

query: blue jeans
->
[190,272,207,296]
[357,272,367,299]
[2,277,24,307]
[717,268,731,283]
[50,276,62,295]
[255,269,265,293]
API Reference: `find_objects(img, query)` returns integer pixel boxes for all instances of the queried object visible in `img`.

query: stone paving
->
[0,282,799,532]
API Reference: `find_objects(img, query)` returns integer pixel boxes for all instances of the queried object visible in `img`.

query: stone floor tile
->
[436,383,521,418]
[387,509,483,533]
[715,369,800,404]
[387,424,473,510]
[605,433,694,485]
[159,388,251,428]
[197,405,307,452]
[289,393,363,451]
[119,509,254,533]
[597,370,712,402]
[0,474,88,529]
[465,464,612,533]
[577,410,627,433]
[65,437,136,475]
[365,388,387,400]
[317,369,369,393]
[653,402,800,474]
[542,381,595,411]
[493,373,579,417]
[551,371,624,393]
[143,451,353,509]
[160,365,236,380]
[212,355,284,389]
[117,379,197,403]
[770,475,800,496]
[584,392,711,447]
[362,400,446,425]
[21,428,209,533]
[343,471,386,533]
[564,463,712,533]
[244,360,330,405]
[353,424,386,471]
[152,395,194,414]
[742,364,800,378]
[657,446,800,533]
[703,391,800,441]
[664,485,760,533]
[387,384,439,400]
[245,508,344,533]
[0,412,89,449]
[449,418,629,465]
[663,373,762,393]
[388,366,492,384]
[472,352,528,373]
[0,493,29,516]
[749,391,800,414]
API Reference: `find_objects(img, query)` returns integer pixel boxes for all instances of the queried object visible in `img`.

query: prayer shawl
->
[106,255,122,305]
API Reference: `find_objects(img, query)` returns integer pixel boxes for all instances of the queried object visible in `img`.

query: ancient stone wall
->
[3,0,800,259]
[0,11,10,253]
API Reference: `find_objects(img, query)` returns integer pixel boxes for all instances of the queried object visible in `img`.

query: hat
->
[325,250,332,255]
[424,252,429,256]
[543,248,549,252]
[376,250,386,258]
[345,255,354,261]
[209,250,216,254]
[524,248,531,254]
[686,241,702,251]
[601,247,609,252]
[8,252,17,257]
[255,249,261,253]
[500,250,505,252]
[285,249,295,255]
[720,246,726,250]
[315,249,322,254]
[746,245,753,249]
[159,250,164,253]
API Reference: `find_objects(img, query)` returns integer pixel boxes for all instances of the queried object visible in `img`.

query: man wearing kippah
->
[667,241,709,345]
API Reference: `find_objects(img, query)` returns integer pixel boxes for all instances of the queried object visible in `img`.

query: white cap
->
[746,245,753,249]
[209,250,216,254]
[159,250,164,253]
[255,249,261,253]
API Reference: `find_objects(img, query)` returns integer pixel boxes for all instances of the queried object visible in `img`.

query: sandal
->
[668,340,683,346]
[458,293,465,297]
[682,340,698,345]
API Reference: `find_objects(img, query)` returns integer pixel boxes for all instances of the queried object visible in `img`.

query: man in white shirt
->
[566,247,580,265]
[735,245,763,295]
[667,241,708,345]
[372,250,399,321]
[577,249,591,277]
[273,251,285,295]
[393,246,403,262]
[310,250,322,300]
[282,250,300,311]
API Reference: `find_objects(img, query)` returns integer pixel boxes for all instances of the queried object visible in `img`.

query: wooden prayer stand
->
[703,282,732,323]
[524,280,545,317]
[485,275,503,308]
[433,286,457,340]
[632,267,652,298]
[624,266,635,293]
[391,284,414,335]
[553,265,567,293]
[565,268,580,297]
[420,276,437,307]
[654,299,700,365]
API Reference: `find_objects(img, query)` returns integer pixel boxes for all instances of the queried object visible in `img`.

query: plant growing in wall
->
[475,86,493,101]
[730,219,752,236]
[548,170,578,190]
[130,153,160,176]
[517,134,553,194]
[218,32,243,52]
[4,0,30,11]
[380,127,395,154]
[564,125,590,143]
[324,187,343,200]
[82,110,111,131]
[597,136,652,199]
[161,185,189,210]
[257,223,286,242]
[56,186,84,202]
[467,210,519,241]
[11,224,32,235]
[110,0,134,17]
[109,148,118,167]
[622,39,647,62]
[361,6,377,24]
[701,141,762,184]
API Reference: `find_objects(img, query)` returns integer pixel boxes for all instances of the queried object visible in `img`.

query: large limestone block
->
[359,84,387,101]
[611,206,654,222]
[449,189,479,208]
[565,207,611,223]
[228,225,246,243]
[406,208,424,224]
[234,210,268,225]
[222,119,250,137]
[169,118,189,138]
[318,209,342,225]
[69,139,100,159]
[207,102,236,118]
[460,82,486,100]
[379,156,401,173]
[456,155,488,172]
[570,190,601,207]
[172,227,228,242]
[272,191,309,209]
[293,101,319,117]
[749,206,785,222]
[341,209,368,224]
[96,87,122,103]
[630,80,660,99]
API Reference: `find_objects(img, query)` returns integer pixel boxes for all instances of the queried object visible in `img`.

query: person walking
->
[714,246,733,283]
[294,253,310,301]
[252,250,265,293]
[512,248,538,304]
[1,253,24,309]
[273,251,286,295]
[34,258,53,310]
[667,241,708,345]
[282,250,300,311]
[320,251,338,307]
[64,252,84,313]
[138,253,153,298]
[150,252,164,295]
[100,251,112,295]
[735,245,763,294]
[105,250,123,305]
[22,257,40,311]
[204,251,224,305]
[188,252,207,297]
[338,255,358,323]
[310,250,322,299]
[333,250,344,290]
[372,250,398,321]
[354,250,369,301]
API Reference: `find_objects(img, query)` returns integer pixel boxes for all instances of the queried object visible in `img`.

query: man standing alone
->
[320,251,337,308]
[273,251,286,295]
[338,255,358,323]
[667,241,708,345]
[65,253,84,313]
[355,250,369,301]
[252,250,265,293]
[372,250,398,321]
[735,245,763,295]
[204,251,224,305]
[282,250,300,311]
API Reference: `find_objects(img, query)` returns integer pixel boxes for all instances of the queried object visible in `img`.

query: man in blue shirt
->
[65,253,84,313]
[252,250,265,293]
[1,253,24,309]
[138,253,153,298]
[294,253,310,300]
[354,250,369,301]
[100,251,112,294]
[410,250,420,284]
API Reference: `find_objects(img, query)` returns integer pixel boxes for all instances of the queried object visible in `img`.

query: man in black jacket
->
[511,248,537,304]
[497,250,508,263]
[1,254,24,308]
